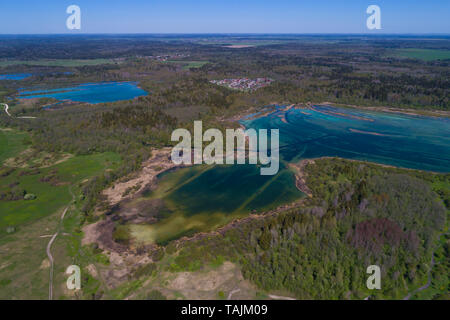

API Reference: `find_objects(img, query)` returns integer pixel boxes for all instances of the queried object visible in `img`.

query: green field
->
[129,163,304,245]
[166,60,209,70]
[0,128,122,299]
[0,59,117,67]
[390,49,450,61]
[0,151,121,231]
[0,129,30,165]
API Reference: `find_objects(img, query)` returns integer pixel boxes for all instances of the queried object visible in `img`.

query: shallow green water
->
[131,164,303,244]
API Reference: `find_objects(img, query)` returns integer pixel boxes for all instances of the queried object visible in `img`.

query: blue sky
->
[0,0,449,34]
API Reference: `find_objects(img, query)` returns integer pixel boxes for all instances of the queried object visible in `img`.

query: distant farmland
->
[0,59,117,67]
[165,60,209,70]
[390,48,450,61]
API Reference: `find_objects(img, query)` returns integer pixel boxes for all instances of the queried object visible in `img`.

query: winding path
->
[1,103,11,117]
[1,102,36,119]
[46,232,59,300]
[47,187,74,300]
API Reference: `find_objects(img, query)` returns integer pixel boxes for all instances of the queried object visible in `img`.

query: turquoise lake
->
[241,105,450,172]
[18,81,147,104]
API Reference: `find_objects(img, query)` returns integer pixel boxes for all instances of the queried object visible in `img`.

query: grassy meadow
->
[0,127,122,298]
[165,60,209,70]
[0,129,30,165]
[0,128,122,232]
[0,152,121,231]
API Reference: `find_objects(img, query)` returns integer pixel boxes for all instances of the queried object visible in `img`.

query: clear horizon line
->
[0,32,450,36]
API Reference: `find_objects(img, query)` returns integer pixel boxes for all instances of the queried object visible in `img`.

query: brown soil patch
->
[17,98,40,106]
[103,148,179,206]
[163,261,257,300]
[40,258,50,269]
[86,264,98,278]
[82,219,153,289]
[82,219,127,253]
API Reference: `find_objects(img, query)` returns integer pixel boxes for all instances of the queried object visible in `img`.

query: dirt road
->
[46,188,74,300]
[1,103,11,116]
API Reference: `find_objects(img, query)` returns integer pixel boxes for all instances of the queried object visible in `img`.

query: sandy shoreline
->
[317,101,450,118]
[235,102,450,122]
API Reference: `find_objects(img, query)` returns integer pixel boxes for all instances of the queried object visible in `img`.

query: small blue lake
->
[18,81,148,104]
[0,73,32,80]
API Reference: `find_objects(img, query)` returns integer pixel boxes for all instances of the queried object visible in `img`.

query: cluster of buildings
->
[210,77,273,91]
